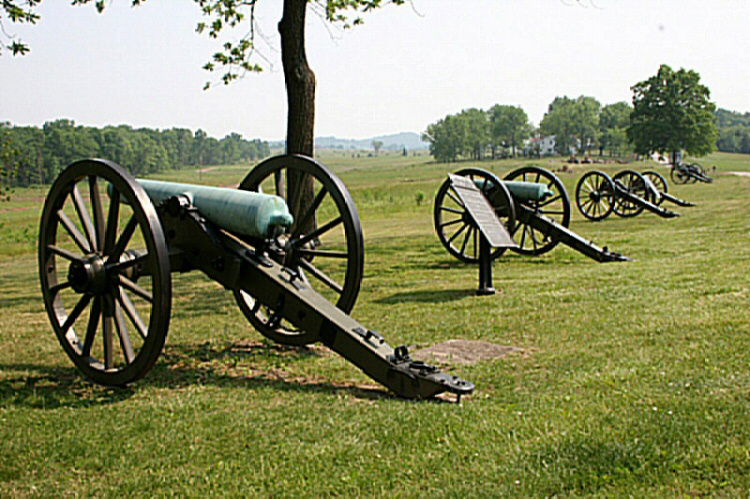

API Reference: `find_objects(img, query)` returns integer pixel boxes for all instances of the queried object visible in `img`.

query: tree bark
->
[279,0,316,236]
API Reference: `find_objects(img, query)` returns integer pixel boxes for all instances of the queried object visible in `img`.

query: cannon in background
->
[38,155,473,400]
[434,166,629,266]
[671,162,714,184]
[575,169,682,221]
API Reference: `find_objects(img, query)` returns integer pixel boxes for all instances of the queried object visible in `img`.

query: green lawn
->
[1,151,748,495]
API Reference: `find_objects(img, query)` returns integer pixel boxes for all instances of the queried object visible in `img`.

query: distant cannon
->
[575,169,681,221]
[671,162,714,184]
[433,166,628,292]
[640,170,696,208]
[39,155,473,400]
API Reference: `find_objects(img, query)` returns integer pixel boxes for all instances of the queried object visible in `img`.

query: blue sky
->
[1,0,748,140]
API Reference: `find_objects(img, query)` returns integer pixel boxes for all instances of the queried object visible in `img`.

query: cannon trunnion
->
[39,155,473,400]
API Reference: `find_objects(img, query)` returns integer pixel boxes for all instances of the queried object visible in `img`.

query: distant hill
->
[315,132,429,151]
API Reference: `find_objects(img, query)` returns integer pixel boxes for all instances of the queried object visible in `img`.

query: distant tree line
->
[0,119,270,187]
[423,98,633,162]
[715,108,750,154]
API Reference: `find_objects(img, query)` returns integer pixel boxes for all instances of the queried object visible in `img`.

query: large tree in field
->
[488,104,531,158]
[627,64,718,164]
[540,96,600,156]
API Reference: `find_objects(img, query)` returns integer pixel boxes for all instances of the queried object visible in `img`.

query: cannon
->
[38,155,474,400]
[434,166,629,288]
[575,169,681,221]
[670,162,713,184]
[640,170,695,208]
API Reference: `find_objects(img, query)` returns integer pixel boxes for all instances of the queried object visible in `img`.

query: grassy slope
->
[0,152,748,496]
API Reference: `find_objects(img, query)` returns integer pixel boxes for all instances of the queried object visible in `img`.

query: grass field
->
[1,151,749,496]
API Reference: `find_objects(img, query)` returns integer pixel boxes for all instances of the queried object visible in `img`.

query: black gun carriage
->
[670,161,714,184]
[574,169,683,221]
[434,166,629,265]
[38,155,473,400]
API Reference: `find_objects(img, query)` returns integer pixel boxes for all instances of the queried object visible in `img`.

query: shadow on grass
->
[0,364,134,409]
[375,288,475,304]
[147,341,425,402]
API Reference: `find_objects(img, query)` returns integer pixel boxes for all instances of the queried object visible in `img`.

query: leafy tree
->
[598,101,632,156]
[457,108,489,160]
[488,104,532,158]
[371,140,383,154]
[424,114,466,163]
[540,96,601,156]
[627,64,718,164]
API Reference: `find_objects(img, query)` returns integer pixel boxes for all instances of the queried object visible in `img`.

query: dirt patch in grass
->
[413,339,523,366]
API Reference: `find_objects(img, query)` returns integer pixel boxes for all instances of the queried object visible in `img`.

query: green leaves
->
[627,64,718,159]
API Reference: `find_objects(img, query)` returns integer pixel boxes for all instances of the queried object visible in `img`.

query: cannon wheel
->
[575,170,616,221]
[38,159,171,386]
[642,170,668,205]
[686,163,702,184]
[433,168,516,263]
[670,165,690,185]
[612,170,647,218]
[503,166,571,255]
[233,154,364,345]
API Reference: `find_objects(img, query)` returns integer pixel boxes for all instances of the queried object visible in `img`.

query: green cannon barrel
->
[475,179,553,202]
[135,180,293,239]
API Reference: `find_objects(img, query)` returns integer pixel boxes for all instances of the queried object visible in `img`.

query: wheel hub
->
[68,254,108,295]
[589,191,602,202]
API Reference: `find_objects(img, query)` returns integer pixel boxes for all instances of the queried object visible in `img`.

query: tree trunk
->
[279,0,316,237]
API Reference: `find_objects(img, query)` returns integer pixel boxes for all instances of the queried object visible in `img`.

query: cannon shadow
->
[147,341,454,403]
[0,363,135,409]
[374,288,475,304]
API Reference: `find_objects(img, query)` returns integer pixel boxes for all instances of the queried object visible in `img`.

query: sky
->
[1,0,749,141]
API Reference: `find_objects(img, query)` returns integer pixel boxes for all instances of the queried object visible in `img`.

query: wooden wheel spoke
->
[291,186,327,239]
[88,175,105,251]
[113,299,135,364]
[459,226,472,255]
[82,296,101,357]
[72,185,97,251]
[529,228,540,251]
[116,288,148,340]
[107,215,138,263]
[295,216,342,247]
[296,248,349,259]
[115,274,153,303]
[440,206,464,215]
[102,295,114,370]
[447,222,468,244]
[104,188,120,254]
[519,224,528,248]
[107,251,149,273]
[439,218,463,229]
[48,244,83,262]
[538,194,562,208]
[298,258,344,294]
[447,188,465,208]
[60,293,92,336]
[49,281,72,297]
[56,210,92,254]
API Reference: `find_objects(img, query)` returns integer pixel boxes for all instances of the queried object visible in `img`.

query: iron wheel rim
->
[38,159,171,386]
[233,154,364,345]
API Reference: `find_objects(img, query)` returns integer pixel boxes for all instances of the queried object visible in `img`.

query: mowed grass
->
[0,151,749,495]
